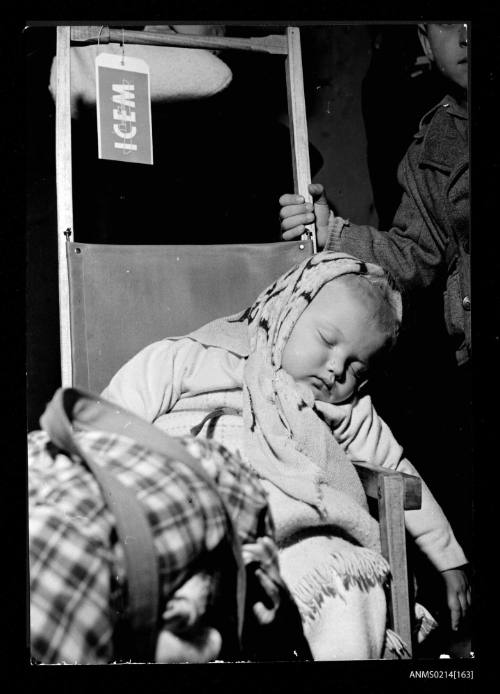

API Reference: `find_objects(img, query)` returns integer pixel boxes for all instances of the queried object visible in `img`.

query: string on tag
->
[96,25,105,55]
[97,25,104,45]
[121,27,125,66]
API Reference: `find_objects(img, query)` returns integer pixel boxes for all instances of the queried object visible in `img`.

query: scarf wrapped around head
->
[187,251,402,518]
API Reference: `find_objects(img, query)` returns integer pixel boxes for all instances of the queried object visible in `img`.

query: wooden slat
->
[284,27,317,252]
[353,461,420,657]
[70,26,288,54]
[55,26,74,387]
[353,462,422,510]
[378,474,413,657]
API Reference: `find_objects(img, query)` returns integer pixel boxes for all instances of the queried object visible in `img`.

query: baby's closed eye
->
[318,330,334,347]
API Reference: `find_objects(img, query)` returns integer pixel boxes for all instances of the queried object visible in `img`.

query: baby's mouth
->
[311,376,332,392]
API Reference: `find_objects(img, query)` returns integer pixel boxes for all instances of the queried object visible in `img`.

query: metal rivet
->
[74,247,81,254]
[462,296,471,311]
[299,243,305,250]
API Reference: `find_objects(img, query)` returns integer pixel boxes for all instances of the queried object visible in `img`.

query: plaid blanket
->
[28,427,282,664]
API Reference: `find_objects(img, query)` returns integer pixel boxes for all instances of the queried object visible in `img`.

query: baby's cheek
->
[281,343,305,378]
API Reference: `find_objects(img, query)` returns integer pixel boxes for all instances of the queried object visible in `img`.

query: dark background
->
[25,23,474,656]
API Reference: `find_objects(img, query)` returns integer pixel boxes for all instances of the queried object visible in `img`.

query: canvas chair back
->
[68,239,313,393]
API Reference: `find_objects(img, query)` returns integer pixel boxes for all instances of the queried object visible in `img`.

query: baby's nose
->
[327,355,346,378]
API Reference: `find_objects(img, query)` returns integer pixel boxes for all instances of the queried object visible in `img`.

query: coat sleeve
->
[325,145,448,291]
[325,394,467,572]
[101,338,209,422]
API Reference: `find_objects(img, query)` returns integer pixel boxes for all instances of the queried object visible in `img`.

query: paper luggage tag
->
[96,52,153,165]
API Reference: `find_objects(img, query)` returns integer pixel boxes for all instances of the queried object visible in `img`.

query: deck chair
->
[53,25,421,658]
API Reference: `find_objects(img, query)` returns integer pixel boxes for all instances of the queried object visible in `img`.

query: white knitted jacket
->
[102,337,467,573]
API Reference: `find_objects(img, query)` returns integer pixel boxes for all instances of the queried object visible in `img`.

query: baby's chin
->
[311,384,355,405]
[297,380,342,406]
[314,392,348,405]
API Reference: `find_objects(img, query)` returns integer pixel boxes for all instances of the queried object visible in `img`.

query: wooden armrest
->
[353,461,420,656]
[353,461,422,511]
[70,26,288,55]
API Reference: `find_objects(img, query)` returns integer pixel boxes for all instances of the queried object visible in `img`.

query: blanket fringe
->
[414,601,439,643]
[291,548,390,624]
[383,628,411,659]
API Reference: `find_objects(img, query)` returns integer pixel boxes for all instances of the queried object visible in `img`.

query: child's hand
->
[155,626,222,663]
[242,537,283,625]
[441,566,471,631]
[279,183,331,247]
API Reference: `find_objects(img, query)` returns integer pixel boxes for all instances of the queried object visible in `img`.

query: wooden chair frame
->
[53,24,421,657]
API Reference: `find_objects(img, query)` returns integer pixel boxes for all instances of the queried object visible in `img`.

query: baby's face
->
[281,280,389,404]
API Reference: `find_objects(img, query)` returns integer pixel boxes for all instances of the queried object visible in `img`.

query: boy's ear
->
[417,23,435,62]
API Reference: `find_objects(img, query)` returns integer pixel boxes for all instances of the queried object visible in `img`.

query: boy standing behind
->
[279,23,470,366]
